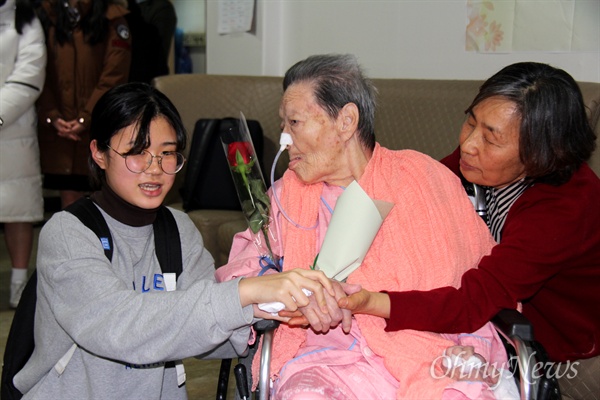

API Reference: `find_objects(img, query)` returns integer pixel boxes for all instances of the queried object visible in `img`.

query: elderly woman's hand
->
[440,346,500,386]
[282,281,361,333]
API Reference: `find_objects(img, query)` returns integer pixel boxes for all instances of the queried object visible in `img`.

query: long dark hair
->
[468,62,596,185]
[37,0,109,46]
[89,82,187,189]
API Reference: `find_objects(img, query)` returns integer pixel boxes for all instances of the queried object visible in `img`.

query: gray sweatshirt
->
[14,206,253,399]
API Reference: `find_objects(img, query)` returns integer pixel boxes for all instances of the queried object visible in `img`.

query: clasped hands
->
[254,272,364,333]
[239,268,378,334]
[278,279,362,333]
[52,118,85,141]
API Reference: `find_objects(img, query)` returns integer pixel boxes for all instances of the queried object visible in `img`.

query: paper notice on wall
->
[466,0,599,52]
[513,1,575,51]
[218,0,255,35]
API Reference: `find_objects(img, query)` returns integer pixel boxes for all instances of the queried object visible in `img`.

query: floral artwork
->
[466,0,509,52]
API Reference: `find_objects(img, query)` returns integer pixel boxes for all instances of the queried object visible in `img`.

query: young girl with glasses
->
[13,82,335,399]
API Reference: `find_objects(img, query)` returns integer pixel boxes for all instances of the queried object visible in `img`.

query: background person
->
[0,0,46,308]
[124,0,168,83]
[339,62,600,397]
[136,0,176,74]
[35,0,131,209]
[13,82,335,399]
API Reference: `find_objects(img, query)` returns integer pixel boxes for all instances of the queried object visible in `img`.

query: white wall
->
[174,0,207,73]
[206,0,600,82]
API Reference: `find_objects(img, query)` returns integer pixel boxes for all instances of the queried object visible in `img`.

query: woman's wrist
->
[368,291,391,318]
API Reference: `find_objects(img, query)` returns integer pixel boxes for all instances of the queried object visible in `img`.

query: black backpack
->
[180,118,265,212]
[1,197,182,400]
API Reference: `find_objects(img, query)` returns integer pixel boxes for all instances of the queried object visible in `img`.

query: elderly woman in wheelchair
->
[217,53,526,399]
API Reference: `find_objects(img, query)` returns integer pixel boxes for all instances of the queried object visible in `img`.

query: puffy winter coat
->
[0,0,47,222]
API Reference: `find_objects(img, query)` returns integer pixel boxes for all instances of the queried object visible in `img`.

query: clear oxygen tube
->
[270,133,318,230]
[258,133,316,314]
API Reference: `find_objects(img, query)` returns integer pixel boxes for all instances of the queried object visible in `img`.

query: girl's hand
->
[239,268,335,313]
[252,304,292,322]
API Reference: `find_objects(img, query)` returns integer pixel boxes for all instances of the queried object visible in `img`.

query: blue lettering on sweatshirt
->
[154,274,164,290]
[132,274,167,292]
[142,276,150,292]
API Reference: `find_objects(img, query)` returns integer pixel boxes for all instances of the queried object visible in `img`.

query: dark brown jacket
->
[37,0,131,176]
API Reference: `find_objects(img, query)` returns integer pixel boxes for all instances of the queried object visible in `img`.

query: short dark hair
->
[468,62,596,185]
[88,82,186,189]
[283,54,378,150]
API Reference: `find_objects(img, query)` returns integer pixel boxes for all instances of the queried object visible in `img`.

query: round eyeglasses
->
[107,146,186,175]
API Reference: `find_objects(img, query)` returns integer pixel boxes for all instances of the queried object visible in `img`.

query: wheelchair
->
[216,310,559,400]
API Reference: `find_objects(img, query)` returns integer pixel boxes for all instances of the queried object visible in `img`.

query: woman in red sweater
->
[338,62,600,396]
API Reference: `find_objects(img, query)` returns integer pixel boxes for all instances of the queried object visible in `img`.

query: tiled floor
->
[0,207,238,399]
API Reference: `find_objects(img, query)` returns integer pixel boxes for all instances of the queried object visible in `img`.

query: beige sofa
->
[153,74,600,267]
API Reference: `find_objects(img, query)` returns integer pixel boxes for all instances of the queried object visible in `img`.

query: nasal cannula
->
[270,133,318,230]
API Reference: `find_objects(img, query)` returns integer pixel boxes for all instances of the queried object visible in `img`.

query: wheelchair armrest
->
[257,320,279,400]
[217,320,280,400]
[253,319,280,333]
[492,309,540,400]
[492,308,534,342]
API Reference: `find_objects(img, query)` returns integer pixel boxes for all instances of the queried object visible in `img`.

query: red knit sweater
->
[385,148,600,362]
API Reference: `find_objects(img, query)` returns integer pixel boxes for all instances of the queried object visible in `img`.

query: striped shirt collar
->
[484,179,531,242]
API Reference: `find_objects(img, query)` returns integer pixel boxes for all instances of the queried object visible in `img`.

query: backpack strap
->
[153,206,183,279]
[65,197,113,262]
[152,205,185,384]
